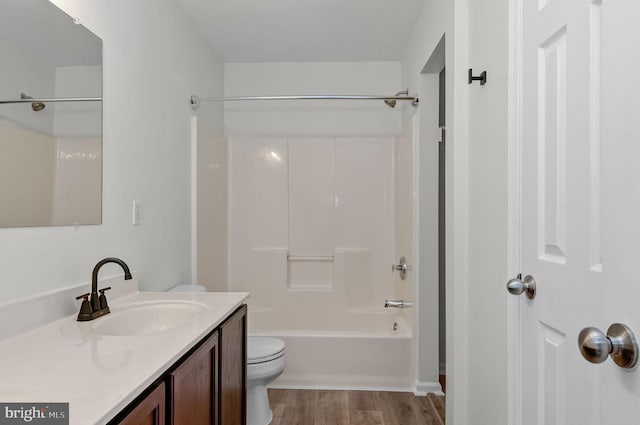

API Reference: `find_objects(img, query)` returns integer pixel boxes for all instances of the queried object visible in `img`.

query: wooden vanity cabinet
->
[168,331,218,425]
[117,382,165,425]
[111,304,246,425]
[219,304,247,425]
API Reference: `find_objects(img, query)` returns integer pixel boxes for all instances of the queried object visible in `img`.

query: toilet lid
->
[248,336,285,364]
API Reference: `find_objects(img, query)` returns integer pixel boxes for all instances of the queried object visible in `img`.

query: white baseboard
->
[269,378,443,396]
[413,380,443,396]
[268,381,444,396]
[268,383,415,393]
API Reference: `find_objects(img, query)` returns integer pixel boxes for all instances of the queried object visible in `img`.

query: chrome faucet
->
[384,299,413,309]
[76,257,132,321]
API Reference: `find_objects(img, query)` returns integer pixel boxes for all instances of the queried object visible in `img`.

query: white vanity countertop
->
[0,291,249,425]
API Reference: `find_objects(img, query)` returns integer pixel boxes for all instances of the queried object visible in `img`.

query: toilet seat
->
[248,336,285,364]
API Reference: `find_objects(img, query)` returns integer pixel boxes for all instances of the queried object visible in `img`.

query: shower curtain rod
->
[0,97,102,105]
[190,94,419,109]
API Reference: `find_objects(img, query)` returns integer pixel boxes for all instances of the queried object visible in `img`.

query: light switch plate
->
[132,201,142,225]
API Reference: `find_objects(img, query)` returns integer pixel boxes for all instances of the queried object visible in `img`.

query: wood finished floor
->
[268,389,445,425]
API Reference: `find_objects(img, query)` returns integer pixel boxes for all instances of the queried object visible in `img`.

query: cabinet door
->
[219,305,247,425]
[169,331,218,425]
[118,382,165,425]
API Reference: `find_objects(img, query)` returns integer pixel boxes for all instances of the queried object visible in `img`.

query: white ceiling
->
[176,0,426,62]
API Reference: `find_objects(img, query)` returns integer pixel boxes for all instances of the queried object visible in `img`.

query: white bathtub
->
[248,308,414,391]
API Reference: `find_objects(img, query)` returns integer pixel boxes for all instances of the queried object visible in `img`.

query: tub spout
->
[384,299,413,308]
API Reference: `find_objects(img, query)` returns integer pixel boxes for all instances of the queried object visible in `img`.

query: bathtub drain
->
[393,322,398,331]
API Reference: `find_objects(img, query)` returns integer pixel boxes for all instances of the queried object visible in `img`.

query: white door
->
[514,0,640,423]
[599,0,640,420]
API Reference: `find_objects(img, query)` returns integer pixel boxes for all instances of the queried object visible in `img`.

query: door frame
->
[507,0,524,423]
[413,35,447,396]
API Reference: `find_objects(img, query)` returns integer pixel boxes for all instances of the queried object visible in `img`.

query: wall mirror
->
[0,0,102,228]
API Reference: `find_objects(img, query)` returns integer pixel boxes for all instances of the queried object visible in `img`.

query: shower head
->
[384,90,409,108]
[31,102,45,112]
[20,93,46,112]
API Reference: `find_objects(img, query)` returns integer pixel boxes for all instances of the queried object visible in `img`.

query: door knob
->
[392,256,412,280]
[578,323,638,370]
[506,274,536,299]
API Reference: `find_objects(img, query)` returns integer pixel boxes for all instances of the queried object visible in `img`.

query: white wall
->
[415,69,441,391]
[0,0,224,304]
[402,0,509,423]
[224,62,402,136]
[466,0,509,421]
[402,0,470,420]
[196,115,227,292]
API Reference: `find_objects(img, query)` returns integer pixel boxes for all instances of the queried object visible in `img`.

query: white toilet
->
[168,285,285,425]
[247,336,285,425]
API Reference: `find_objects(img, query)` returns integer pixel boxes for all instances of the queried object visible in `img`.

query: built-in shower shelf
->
[287,255,334,261]
[287,284,334,292]
[287,254,334,292]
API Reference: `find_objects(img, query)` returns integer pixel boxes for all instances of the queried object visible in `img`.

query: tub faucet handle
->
[392,256,412,280]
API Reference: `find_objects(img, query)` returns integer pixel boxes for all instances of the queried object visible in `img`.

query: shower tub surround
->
[229,136,415,390]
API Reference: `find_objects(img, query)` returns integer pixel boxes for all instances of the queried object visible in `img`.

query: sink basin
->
[91,301,208,336]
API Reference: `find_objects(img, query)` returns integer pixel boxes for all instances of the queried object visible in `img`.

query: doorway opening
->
[416,34,446,397]
[437,66,446,393]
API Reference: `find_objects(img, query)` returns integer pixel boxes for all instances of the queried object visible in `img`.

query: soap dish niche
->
[287,255,334,292]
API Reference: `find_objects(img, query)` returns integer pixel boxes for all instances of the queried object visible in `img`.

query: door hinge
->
[438,127,446,144]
